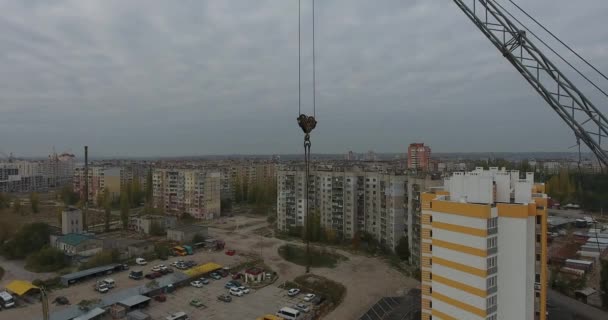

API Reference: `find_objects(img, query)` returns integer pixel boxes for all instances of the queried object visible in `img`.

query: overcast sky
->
[1,0,607,158]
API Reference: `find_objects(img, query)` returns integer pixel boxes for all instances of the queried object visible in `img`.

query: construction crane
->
[452,0,608,167]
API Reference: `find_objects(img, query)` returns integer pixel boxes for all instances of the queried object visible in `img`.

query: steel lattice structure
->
[453,0,608,166]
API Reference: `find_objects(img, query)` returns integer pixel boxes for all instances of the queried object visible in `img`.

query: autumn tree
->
[103,188,112,232]
[120,190,129,230]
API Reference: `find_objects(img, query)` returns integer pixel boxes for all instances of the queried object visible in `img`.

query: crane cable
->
[296,0,317,274]
[506,0,608,84]
[492,0,608,99]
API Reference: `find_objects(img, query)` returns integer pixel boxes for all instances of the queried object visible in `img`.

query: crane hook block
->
[297,114,317,134]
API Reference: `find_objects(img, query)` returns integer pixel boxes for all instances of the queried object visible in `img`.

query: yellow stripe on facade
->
[421,228,432,238]
[432,309,458,320]
[431,201,491,219]
[422,242,432,254]
[433,257,487,277]
[432,239,487,257]
[433,292,487,318]
[497,203,529,218]
[421,214,432,225]
[432,221,487,237]
[421,298,432,310]
[433,274,486,298]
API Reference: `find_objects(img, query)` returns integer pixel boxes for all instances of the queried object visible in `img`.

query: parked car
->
[231,273,243,280]
[218,269,229,278]
[303,294,316,302]
[294,303,310,313]
[217,294,232,303]
[225,282,237,289]
[210,272,222,280]
[154,294,166,302]
[152,271,163,278]
[237,286,250,294]
[190,299,206,308]
[287,288,301,297]
[151,265,162,272]
[311,295,326,306]
[135,258,147,265]
[190,280,204,288]
[94,282,109,294]
[229,287,244,297]
[145,273,157,280]
[129,270,144,280]
[121,264,129,270]
[102,278,115,289]
[200,278,210,285]
[225,249,236,256]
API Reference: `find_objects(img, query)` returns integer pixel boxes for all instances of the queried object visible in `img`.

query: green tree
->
[149,222,165,236]
[192,233,206,244]
[351,232,362,251]
[30,192,40,213]
[221,198,232,213]
[145,168,153,203]
[60,185,79,206]
[103,188,112,232]
[130,179,144,207]
[601,259,608,308]
[395,236,411,261]
[0,193,10,209]
[120,190,129,230]
[1,222,51,259]
[12,198,23,215]
[79,250,119,270]
[25,246,68,272]
[154,244,170,260]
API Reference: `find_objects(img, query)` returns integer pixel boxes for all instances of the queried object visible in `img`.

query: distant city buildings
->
[0,153,75,193]
[421,168,548,320]
[345,151,356,161]
[407,143,431,171]
[152,168,221,220]
[73,166,122,205]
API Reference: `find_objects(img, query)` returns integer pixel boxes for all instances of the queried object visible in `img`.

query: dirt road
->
[0,256,55,288]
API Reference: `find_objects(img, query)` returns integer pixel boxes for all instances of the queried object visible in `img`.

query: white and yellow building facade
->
[421,168,547,320]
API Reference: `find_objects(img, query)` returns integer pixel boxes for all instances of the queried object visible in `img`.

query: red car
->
[152,271,163,278]
[225,249,236,256]
[218,269,229,278]
[154,294,166,302]
[232,273,243,280]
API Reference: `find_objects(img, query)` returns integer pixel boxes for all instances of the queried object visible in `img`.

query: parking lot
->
[148,278,314,320]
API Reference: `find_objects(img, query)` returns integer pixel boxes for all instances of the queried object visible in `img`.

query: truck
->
[0,291,15,308]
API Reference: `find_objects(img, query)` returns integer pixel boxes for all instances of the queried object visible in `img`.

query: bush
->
[1,222,51,259]
[79,250,119,270]
[278,244,347,268]
[192,233,206,244]
[25,247,68,272]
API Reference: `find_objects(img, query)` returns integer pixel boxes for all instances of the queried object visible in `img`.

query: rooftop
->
[118,295,150,308]
[56,233,93,247]
[168,224,208,233]
[60,264,122,282]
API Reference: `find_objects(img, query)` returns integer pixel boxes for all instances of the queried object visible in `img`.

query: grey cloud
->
[0,0,607,157]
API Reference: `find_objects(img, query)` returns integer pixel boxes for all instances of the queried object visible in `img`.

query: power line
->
[507,0,608,83]
[492,0,608,99]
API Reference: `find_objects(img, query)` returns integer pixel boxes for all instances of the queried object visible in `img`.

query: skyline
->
[1,0,607,157]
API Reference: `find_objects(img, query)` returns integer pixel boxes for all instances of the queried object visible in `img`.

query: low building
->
[166,225,208,243]
[60,264,125,286]
[117,295,151,312]
[62,207,83,235]
[55,233,103,257]
[127,241,155,258]
[129,215,177,235]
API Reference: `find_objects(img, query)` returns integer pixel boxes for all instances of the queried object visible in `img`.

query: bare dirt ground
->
[212,216,419,319]
[0,256,55,288]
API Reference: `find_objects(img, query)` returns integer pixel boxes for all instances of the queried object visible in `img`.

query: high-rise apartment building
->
[152,169,221,220]
[407,176,443,267]
[73,166,122,205]
[217,162,277,200]
[277,166,407,251]
[408,143,431,171]
[420,168,547,320]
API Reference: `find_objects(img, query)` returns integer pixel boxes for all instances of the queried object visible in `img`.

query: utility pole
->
[84,146,88,231]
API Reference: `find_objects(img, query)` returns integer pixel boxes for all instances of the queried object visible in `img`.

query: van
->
[135,258,147,265]
[276,307,300,320]
[0,291,15,308]
[103,278,115,288]
[165,311,189,320]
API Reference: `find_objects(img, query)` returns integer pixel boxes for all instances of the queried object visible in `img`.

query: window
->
[429,216,433,223]
[536,234,541,242]
[429,286,432,293]
[536,254,540,262]
[429,244,432,251]
[429,258,432,265]
[429,272,432,280]
[487,237,497,249]
[429,230,433,238]
[486,295,497,307]
[536,215,541,225]
[429,301,432,308]
[487,256,497,268]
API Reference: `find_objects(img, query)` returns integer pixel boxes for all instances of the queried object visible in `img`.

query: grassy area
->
[278,244,347,268]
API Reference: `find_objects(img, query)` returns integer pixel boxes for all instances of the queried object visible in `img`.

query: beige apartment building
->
[152,168,221,220]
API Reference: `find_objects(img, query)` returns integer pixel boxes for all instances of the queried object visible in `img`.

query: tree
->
[145,168,153,203]
[192,233,206,244]
[103,188,112,232]
[601,259,608,308]
[30,192,40,213]
[25,246,68,272]
[12,198,23,215]
[1,222,51,259]
[79,250,119,270]
[0,193,10,209]
[120,190,129,230]
[149,222,165,236]
[60,185,79,206]
[351,232,362,251]
[395,236,411,261]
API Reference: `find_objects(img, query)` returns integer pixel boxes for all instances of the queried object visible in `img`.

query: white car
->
[229,287,243,297]
[190,280,204,288]
[135,258,147,265]
[294,303,310,313]
[151,265,161,272]
[238,286,250,294]
[303,293,316,302]
[287,288,301,297]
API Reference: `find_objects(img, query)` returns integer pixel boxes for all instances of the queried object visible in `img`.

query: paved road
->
[548,289,608,320]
